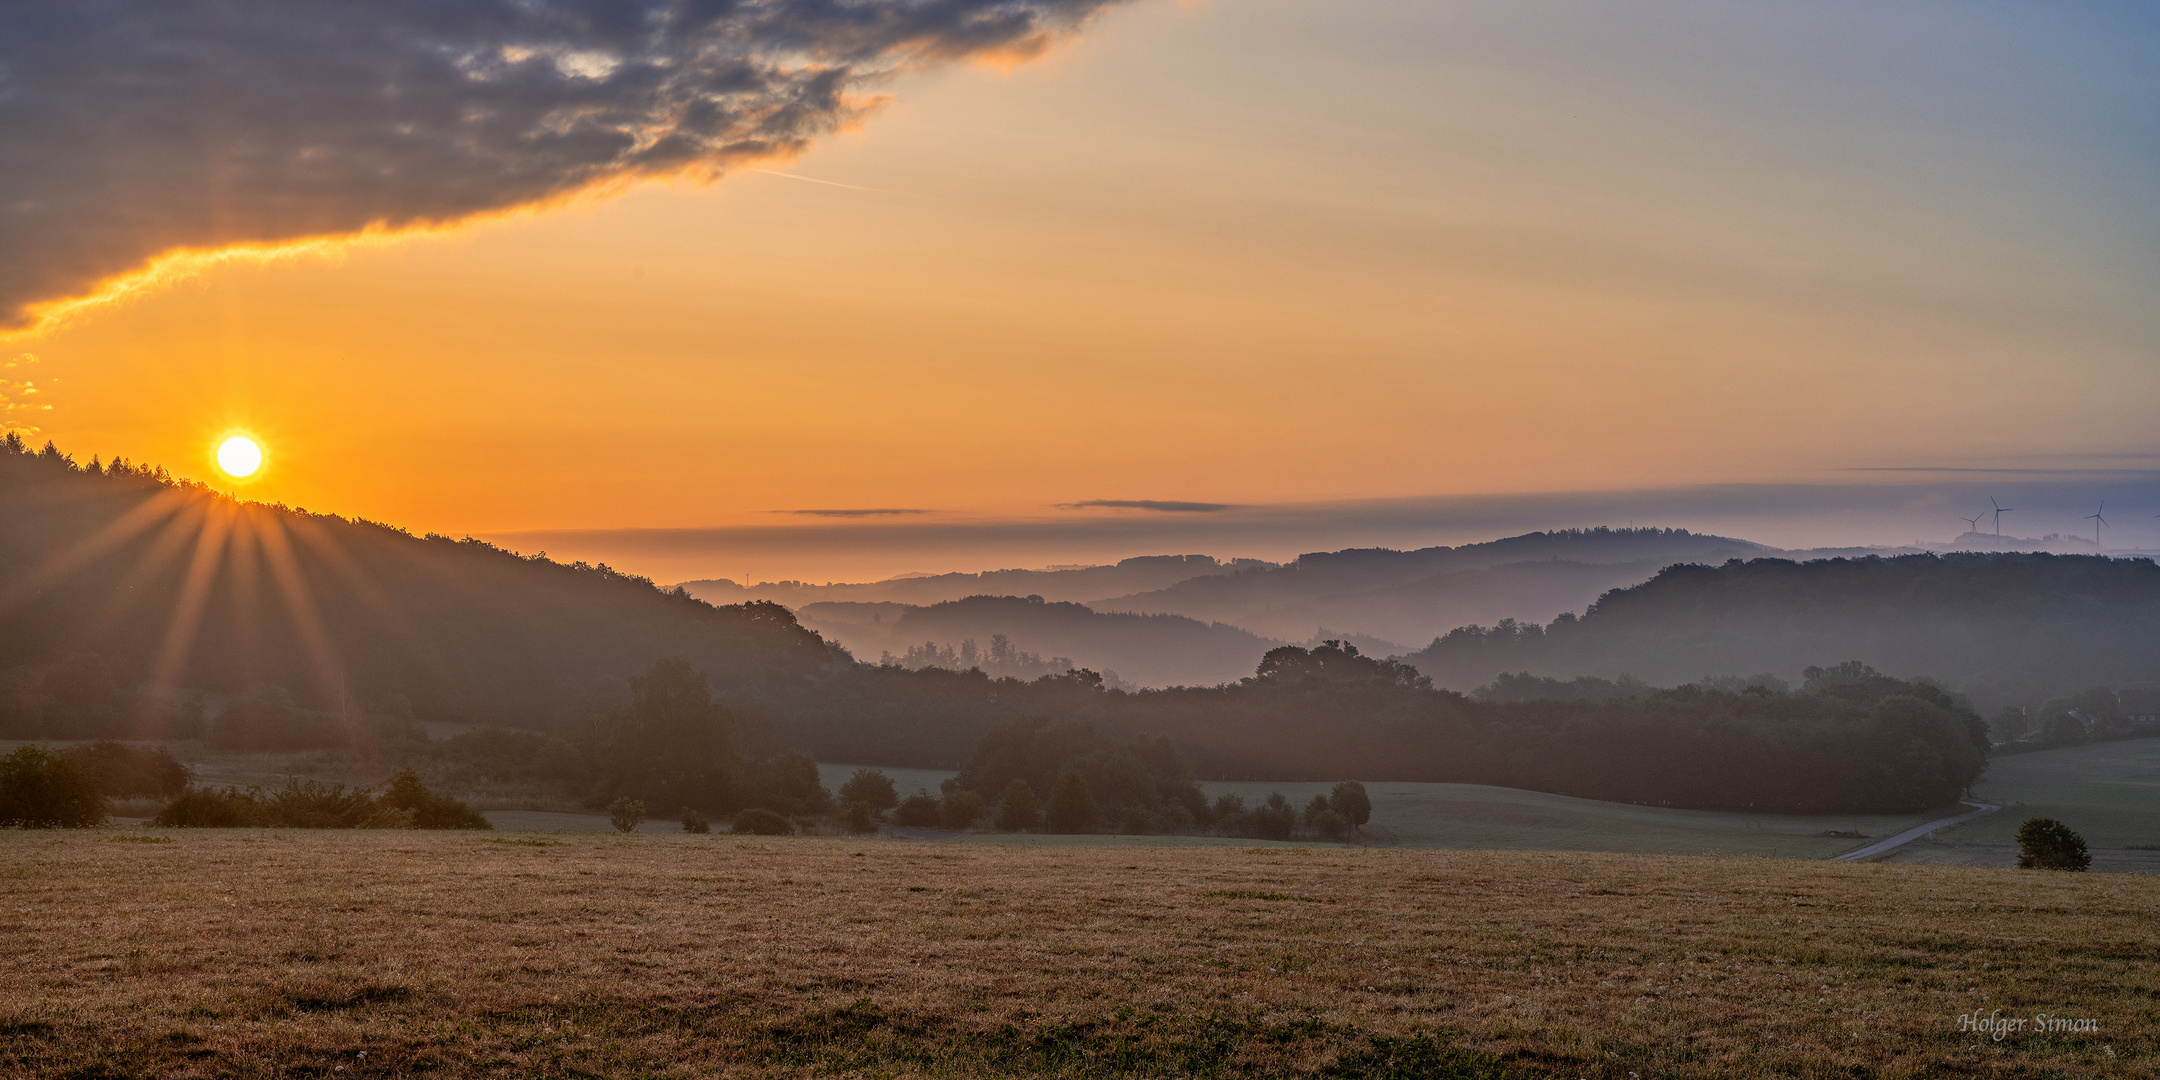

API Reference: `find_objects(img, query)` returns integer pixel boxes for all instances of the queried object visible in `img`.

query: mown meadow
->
[2,831,2152,1078]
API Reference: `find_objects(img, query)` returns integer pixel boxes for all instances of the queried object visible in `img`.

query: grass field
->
[1944,738,2160,849]
[823,765,1948,859]
[1880,738,2160,874]
[4,830,2153,1078]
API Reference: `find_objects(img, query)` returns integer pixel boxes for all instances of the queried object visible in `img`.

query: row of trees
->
[0,743,486,829]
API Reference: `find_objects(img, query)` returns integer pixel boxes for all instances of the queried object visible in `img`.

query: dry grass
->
[1,831,2154,1079]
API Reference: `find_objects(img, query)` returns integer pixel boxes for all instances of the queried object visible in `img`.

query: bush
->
[1248,792,1296,840]
[732,808,793,835]
[939,789,985,830]
[608,798,647,834]
[839,769,899,816]
[682,808,711,833]
[378,770,491,830]
[0,746,108,827]
[1303,794,1347,839]
[2017,817,2090,871]
[60,742,191,797]
[1329,780,1372,832]
[153,787,260,827]
[893,791,942,828]
[841,801,876,834]
[263,778,395,829]
[1045,770,1098,834]
[994,778,1040,832]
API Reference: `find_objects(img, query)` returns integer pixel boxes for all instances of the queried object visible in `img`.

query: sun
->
[215,434,265,480]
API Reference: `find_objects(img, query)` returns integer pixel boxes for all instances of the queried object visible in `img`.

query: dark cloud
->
[780,508,931,517]
[0,0,1128,328]
[1059,499,1240,513]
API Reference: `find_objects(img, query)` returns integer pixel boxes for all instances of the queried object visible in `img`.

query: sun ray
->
[65,497,209,653]
[0,486,187,613]
[139,501,234,712]
[255,511,347,715]
[223,508,266,687]
[283,514,463,694]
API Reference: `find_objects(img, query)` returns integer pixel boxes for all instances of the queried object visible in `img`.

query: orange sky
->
[6,0,2157,580]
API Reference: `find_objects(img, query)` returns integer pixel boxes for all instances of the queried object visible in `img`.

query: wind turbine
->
[1960,513,1983,536]
[2086,502,2108,547]
[1990,497,2015,537]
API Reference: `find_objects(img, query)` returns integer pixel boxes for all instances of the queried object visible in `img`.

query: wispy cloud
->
[1059,499,1241,513]
[778,508,932,518]
[0,0,1130,330]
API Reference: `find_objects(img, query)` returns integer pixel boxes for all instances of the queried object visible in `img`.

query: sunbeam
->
[0,486,186,613]
[256,511,347,714]
[139,501,233,712]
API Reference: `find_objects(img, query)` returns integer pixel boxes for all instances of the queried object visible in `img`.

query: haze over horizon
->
[4,1,2155,584]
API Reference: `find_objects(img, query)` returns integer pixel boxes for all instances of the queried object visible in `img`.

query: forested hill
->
[0,437,834,733]
[798,594,1281,688]
[679,554,1268,608]
[1401,553,2160,708]
[1090,528,1772,645]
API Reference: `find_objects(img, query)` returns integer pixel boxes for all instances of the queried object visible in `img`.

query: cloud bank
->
[1059,499,1240,513]
[0,0,1128,329]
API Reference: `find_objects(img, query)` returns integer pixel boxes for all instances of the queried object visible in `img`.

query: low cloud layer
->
[1060,499,1239,513]
[0,0,1127,329]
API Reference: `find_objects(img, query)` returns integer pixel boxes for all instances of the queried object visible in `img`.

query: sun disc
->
[216,435,264,479]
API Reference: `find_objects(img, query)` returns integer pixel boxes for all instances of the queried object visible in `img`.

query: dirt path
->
[1829,800,2001,862]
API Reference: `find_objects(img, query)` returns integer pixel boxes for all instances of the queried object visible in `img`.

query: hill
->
[1089,528,1775,645]
[1400,552,2160,709]
[797,594,1280,688]
[677,554,1270,608]
[0,437,834,736]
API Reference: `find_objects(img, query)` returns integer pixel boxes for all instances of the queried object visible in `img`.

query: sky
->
[5,0,2158,582]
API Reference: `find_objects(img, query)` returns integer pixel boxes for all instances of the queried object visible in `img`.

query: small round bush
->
[2016,817,2090,871]
[608,798,647,834]
[0,746,107,828]
[681,808,711,833]
[841,800,877,834]
[732,808,793,835]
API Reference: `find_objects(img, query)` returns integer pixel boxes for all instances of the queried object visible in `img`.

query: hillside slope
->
[1091,528,1774,644]
[799,594,1280,687]
[1402,552,2160,707]
[678,554,1269,608]
[0,438,833,733]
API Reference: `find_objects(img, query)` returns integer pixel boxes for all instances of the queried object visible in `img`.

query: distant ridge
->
[1400,551,2160,710]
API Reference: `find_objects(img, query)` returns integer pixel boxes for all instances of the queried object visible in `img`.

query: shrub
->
[259,778,387,829]
[732,808,793,835]
[2017,817,2090,871]
[994,778,1040,832]
[838,769,899,816]
[1303,794,1348,839]
[153,787,260,828]
[377,769,491,830]
[0,746,108,827]
[608,798,647,834]
[1045,770,1098,834]
[682,808,711,833]
[893,791,942,828]
[939,789,986,830]
[60,742,191,797]
[841,801,877,834]
[1329,780,1372,832]
[1248,792,1296,840]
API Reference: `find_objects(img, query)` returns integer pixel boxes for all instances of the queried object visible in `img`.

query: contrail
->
[748,169,889,193]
